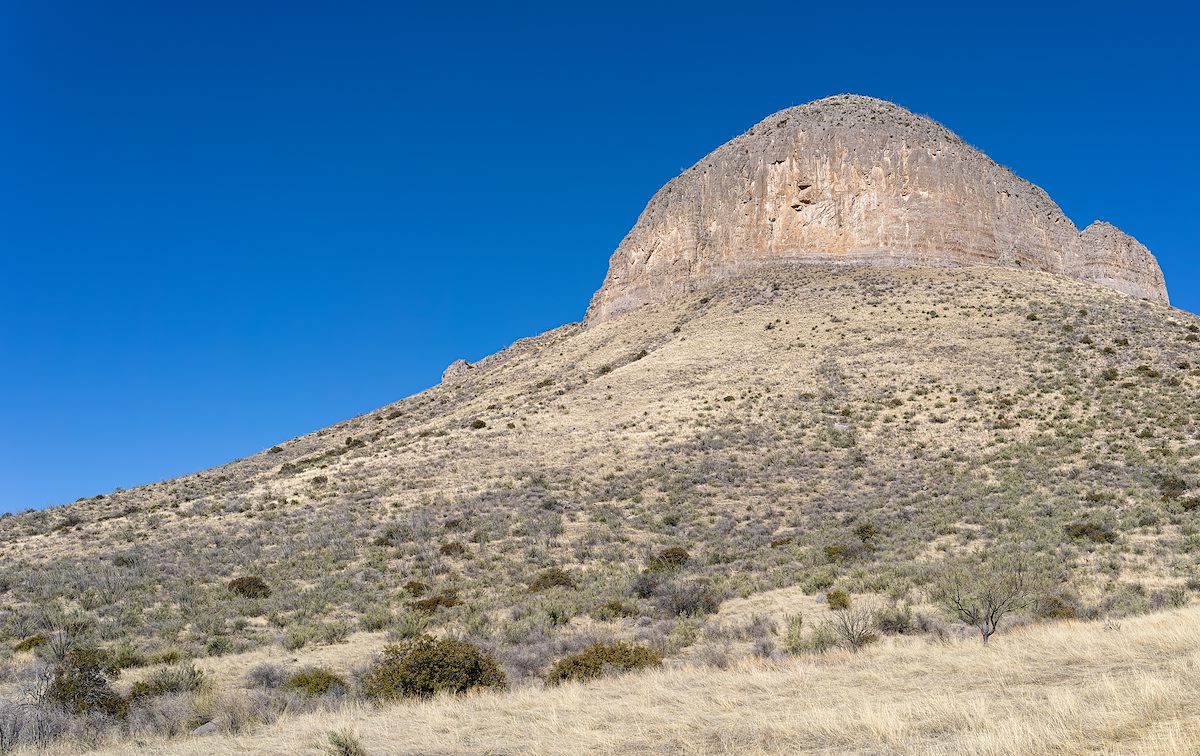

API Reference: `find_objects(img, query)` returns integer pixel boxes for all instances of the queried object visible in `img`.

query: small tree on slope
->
[931,553,1045,644]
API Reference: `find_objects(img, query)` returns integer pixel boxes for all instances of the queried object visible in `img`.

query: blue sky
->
[2,1,1196,512]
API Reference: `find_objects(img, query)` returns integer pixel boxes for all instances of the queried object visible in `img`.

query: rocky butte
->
[584,94,1168,325]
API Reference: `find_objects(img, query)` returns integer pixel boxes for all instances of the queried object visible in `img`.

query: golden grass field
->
[85,605,1200,755]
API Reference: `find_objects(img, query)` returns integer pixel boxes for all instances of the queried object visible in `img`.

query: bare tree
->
[931,553,1044,644]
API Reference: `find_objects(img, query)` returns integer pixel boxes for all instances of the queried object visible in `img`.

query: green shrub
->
[410,592,462,615]
[590,600,639,621]
[361,635,505,700]
[46,646,125,716]
[875,604,913,634]
[528,568,576,592]
[360,606,393,631]
[286,667,347,697]
[129,664,206,701]
[206,636,233,656]
[826,589,851,611]
[782,613,805,654]
[646,547,690,572]
[283,625,314,651]
[545,641,662,685]
[403,580,429,596]
[1065,520,1117,544]
[469,419,487,430]
[13,634,48,653]
[326,729,368,756]
[228,575,271,599]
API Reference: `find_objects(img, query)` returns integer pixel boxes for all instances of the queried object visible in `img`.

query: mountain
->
[587,94,1167,324]
[1,96,1197,754]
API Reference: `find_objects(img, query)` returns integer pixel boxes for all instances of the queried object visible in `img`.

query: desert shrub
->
[1159,475,1190,502]
[826,589,851,611]
[403,580,429,596]
[129,664,206,701]
[13,634,48,653]
[1065,519,1117,544]
[439,542,468,557]
[206,636,233,656]
[361,635,505,700]
[545,641,662,685]
[876,604,913,634]
[326,729,368,756]
[1151,586,1189,610]
[528,568,576,592]
[656,580,721,617]
[1037,592,1080,620]
[799,623,839,654]
[590,600,639,621]
[646,547,690,573]
[829,604,878,652]
[283,625,313,651]
[628,572,661,599]
[469,419,487,430]
[410,592,461,615]
[359,606,393,632]
[782,613,805,653]
[228,576,271,599]
[316,621,352,645]
[286,667,347,697]
[245,662,288,689]
[769,536,796,548]
[45,646,125,717]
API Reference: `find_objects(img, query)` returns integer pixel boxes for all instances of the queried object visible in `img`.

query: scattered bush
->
[326,729,368,756]
[1065,519,1117,544]
[361,635,505,700]
[439,542,468,557]
[826,589,851,611]
[410,592,462,615]
[403,581,429,596]
[245,662,288,689]
[45,646,125,717]
[782,613,805,654]
[545,642,662,685]
[359,606,393,632]
[646,547,690,573]
[590,600,639,621]
[656,580,721,617]
[286,667,347,697]
[829,603,879,652]
[13,634,48,653]
[875,604,913,635]
[528,568,576,592]
[129,664,206,701]
[228,576,271,599]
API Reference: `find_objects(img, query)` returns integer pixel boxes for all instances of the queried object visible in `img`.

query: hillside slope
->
[2,266,1198,670]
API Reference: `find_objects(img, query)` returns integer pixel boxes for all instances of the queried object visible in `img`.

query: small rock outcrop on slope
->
[585,95,1168,324]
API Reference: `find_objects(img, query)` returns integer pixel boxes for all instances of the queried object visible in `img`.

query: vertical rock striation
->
[585,95,1168,324]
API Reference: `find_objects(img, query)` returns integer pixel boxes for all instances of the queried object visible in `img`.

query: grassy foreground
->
[90,606,1200,755]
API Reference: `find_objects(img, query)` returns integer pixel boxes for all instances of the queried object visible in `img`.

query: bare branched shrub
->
[828,601,879,653]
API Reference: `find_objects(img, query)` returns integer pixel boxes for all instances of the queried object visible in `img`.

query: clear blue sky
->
[2,1,1196,512]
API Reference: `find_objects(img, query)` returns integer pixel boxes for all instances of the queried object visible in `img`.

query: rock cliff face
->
[585,95,1168,324]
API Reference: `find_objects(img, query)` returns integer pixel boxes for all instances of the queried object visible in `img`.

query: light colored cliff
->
[585,95,1168,324]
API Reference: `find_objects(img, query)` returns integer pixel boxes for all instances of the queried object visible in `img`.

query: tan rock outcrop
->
[585,95,1168,324]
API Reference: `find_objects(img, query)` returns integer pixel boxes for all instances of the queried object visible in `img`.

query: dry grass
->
[82,606,1200,755]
